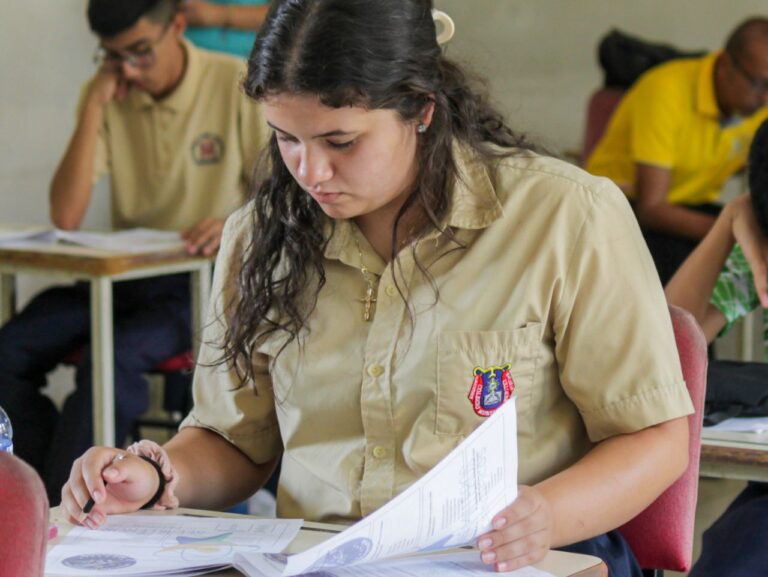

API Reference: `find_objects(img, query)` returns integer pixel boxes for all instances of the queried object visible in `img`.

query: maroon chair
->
[0,452,49,577]
[618,305,708,576]
[580,87,625,166]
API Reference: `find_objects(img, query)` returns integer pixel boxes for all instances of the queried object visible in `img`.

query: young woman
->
[61,1,692,574]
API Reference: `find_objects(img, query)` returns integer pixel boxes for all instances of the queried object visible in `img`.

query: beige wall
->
[438,0,767,151]
[2,1,768,230]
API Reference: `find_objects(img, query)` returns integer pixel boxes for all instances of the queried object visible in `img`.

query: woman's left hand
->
[476,485,554,572]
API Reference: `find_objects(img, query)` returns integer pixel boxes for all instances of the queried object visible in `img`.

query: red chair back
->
[580,88,625,166]
[0,452,49,577]
[618,305,707,572]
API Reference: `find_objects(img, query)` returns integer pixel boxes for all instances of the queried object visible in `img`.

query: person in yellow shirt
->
[60,1,692,575]
[0,0,263,503]
[587,18,768,284]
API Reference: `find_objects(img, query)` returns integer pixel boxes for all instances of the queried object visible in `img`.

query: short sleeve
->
[628,72,682,169]
[180,205,282,464]
[554,180,693,442]
[711,244,761,337]
[75,79,110,184]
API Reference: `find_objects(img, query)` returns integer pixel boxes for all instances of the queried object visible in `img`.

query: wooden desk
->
[0,243,213,447]
[700,429,768,482]
[47,508,607,577]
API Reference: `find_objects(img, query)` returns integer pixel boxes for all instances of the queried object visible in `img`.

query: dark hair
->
[749,119,768,236]
[725,17,768,61]
[87,0,179,37]
[222,0,532,383]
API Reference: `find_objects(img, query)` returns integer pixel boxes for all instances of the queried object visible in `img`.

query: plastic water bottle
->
[0,405,13,454]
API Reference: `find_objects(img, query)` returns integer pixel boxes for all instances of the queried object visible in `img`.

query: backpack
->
[704,360,768,426]
[598,28,706,89]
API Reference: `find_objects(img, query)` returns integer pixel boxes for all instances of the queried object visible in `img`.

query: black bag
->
[598,29,705,89]
[704,360,768,426]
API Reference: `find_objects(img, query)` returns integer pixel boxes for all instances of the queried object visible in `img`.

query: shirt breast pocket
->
[436,324,541,437]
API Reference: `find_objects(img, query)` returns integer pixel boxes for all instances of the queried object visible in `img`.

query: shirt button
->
[385,285,397,297]
[372,446,388,459]
[367,364,384,378]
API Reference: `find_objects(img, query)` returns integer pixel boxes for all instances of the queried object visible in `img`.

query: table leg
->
[190,261,212,359]
[0,273,15,324]
[91,277,115,447]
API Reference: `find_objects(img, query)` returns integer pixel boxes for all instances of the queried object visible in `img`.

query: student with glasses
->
[0,0,266,504]
[587,18,768,286]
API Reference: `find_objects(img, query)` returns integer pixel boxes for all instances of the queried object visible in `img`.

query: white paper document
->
[239,396,518,577]
[0,227,184,254]
[236,551,554,577]
[706,416,768,433]
[45,514,303,576]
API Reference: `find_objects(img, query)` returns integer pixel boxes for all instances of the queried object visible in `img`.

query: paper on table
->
[236,551,554,577]
[45,514,303,577]
[238,396,518,577]
[0,227,185,254]
[706,416,768,433]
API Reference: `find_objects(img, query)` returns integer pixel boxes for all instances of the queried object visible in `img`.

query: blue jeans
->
[689,482,768,577]
[0,274,191,504]
[558,530,642,577]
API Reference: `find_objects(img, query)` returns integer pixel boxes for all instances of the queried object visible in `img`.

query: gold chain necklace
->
[353,236,379,322]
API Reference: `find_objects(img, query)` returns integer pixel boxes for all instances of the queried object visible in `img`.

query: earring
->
[417,123,428,134]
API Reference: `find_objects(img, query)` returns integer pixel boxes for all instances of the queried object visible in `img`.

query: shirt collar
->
[697,51,722,119]
[324,142,504,263]
[128,39,200,112]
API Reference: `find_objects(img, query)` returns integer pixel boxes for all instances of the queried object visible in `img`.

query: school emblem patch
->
[191,133,225,165]
[468,364,515,417]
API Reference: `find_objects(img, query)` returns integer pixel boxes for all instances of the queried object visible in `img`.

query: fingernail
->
[497,561,509,572]
[92,512,105,525]
[481,551,497,564]
[93,489,103,502]
[493,517,507,530]
[479,538,492,550]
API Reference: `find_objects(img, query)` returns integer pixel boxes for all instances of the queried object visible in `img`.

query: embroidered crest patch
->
[191,133,225,165]
[468,364,515,417]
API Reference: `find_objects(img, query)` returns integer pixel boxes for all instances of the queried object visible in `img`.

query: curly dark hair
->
[749,119,768,236]
[219,0,534,383]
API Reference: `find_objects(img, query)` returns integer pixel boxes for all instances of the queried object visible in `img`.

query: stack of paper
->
[46,516,302,577]
[46,398,536,577]
[0,227,185,254]
[237,551,555,577]
[705,416,768,433]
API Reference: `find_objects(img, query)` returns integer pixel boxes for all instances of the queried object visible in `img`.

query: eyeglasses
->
[93,23,171,71]
[730,53,768,94]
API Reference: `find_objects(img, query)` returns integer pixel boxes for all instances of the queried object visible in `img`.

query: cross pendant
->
[358,285,377,322]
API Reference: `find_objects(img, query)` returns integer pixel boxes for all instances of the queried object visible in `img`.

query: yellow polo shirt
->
[83,40,266,231]
[586,52,768,206]
[182,147,693,523]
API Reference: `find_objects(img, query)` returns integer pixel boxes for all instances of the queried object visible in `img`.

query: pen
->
[80,453,125,522]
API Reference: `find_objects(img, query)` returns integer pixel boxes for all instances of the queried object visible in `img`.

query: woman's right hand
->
[61,448,160,529]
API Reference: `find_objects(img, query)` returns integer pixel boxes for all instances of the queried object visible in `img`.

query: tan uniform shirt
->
[182,148,694,523]
[83,40,265,231]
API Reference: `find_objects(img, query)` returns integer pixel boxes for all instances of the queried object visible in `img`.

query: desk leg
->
[91,277,115,447]
[0,274,15,324]
[190,261,212,359]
